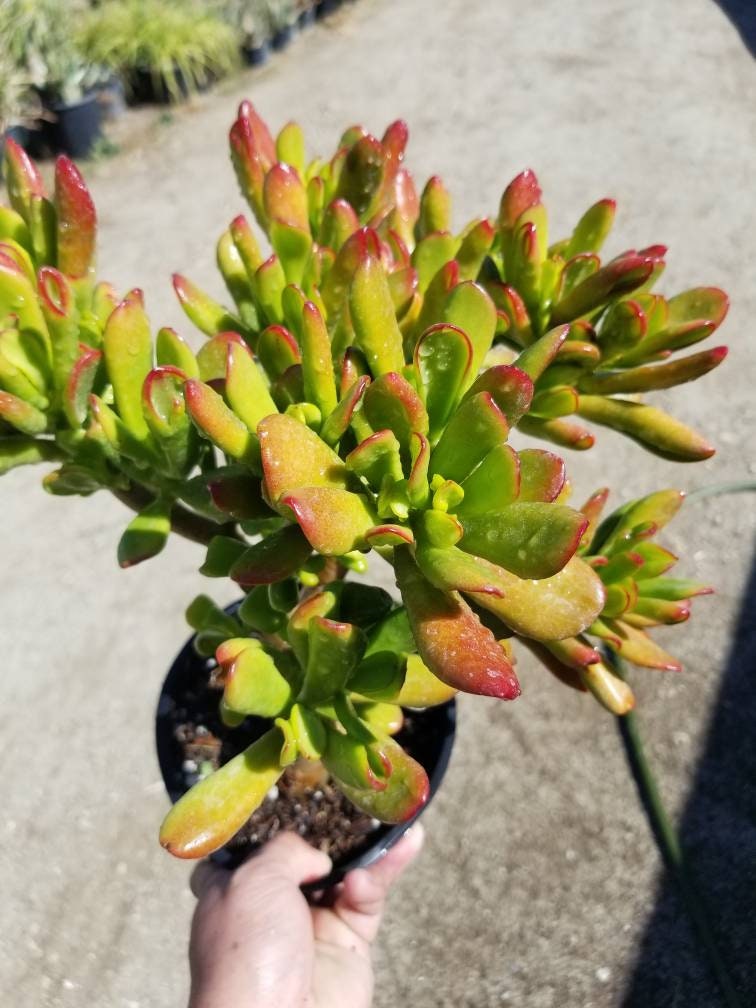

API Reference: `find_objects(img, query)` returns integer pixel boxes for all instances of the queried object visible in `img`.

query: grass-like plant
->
[79,0,240,101]
[0,102,727,860]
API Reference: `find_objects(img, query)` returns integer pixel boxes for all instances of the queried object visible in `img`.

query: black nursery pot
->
[316,0,341,19]
[271,24,295,50]
[129,66,213,105]
[242,42,270,67]
[45,93,103,158]
[156,618,457,888]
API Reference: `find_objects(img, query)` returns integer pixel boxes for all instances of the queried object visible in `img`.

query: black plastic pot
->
[271,24,295,50]
[156,615,457,888]
[45,93,103,158]
[97,74,127,121]
[316,0,341,19]
[129,66,213,105]
[242,42,270,67]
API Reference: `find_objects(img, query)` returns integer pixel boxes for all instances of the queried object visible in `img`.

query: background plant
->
[0,102,724,862]
[79,0,240,101]
[1,0,104,105]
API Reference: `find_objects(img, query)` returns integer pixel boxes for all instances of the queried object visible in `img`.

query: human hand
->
[187,824,424,1008]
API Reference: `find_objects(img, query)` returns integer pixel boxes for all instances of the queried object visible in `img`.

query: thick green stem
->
[607,652,743,1008]
[113,482,241,547]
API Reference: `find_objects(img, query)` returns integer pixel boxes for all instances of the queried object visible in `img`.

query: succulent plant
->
[520,487,712,715]
[0,139,232,558]
[478,171,730,460]
[0,103,728,862]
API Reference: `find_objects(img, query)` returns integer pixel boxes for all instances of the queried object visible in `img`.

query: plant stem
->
[688,480,756,500]
[113,482,240,547]
[608,652,743,1008]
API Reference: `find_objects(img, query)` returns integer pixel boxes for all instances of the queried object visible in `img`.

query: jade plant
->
[0,103,727,861]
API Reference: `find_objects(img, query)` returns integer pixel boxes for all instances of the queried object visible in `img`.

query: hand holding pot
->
[187,826,424,1008]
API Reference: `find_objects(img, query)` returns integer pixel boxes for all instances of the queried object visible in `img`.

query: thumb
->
[237,830,333,888]
[331,823,424,943]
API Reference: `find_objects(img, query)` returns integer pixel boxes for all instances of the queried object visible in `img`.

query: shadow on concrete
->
[621,542,756,1006]
[713,1,756,57]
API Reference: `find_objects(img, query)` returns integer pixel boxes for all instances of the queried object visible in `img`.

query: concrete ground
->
[2,0,756,1004]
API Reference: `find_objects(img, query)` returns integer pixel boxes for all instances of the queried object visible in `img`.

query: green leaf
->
[590,489,684,554]
[224,645,292,717]
[103,290,153,441]
[230,524,312,585]
[159,728,283,859]
[517,448,565,502]
[0,390,47,434]
[300,617,366,705]
[300,300,338,417]
[598,619,682,671]
[362,371,429,465]
[430,391,509,483]
[462,364,534,426]
[53,157,96,280]
[200,535,248,578]
[216,231,259,331]
[469,556,606,640]
[395,654,457,707]
[456,444,520,514]
[394,546,520,699]
[237,586,286,633]
[320,375,371,447]
[142,366,195,476]
[415,541,510,598]
[0,435,61,474]
[576,395,715,461]
[206,466,273,521]
[225,340,278,431]
[282,486,376,555]
[172,273,240,337]
[269,221,312,287]
[517,414,595,451]
[577,346,727,395]
[185,594,239,636]
[117,496,171,568]
[336,134,385,222]
[350,257,406,377]
[258,324,301,378]
[264,163,309,232]
[185,379,259,464]
[551,254,655,325]
[636,576,711,601]
[339,582,394,628]
[566,198,616,257]
[456,219,495,281]
[442,280,498,379]
[348,652,406,702]
[3,138,45,223]
[514,325,569,381]
[258,412,349,502]
[326,734,429,824]
[460,502,586,579]
[667,287,729,329]
[411,232,459,292]
[414,324,472,442]
[418,175,452,237]
[289,703,326,759]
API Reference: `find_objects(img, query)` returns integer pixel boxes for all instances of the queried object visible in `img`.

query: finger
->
[238,830,333,888]
[189,859,227,900]
[333,824,424,943]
